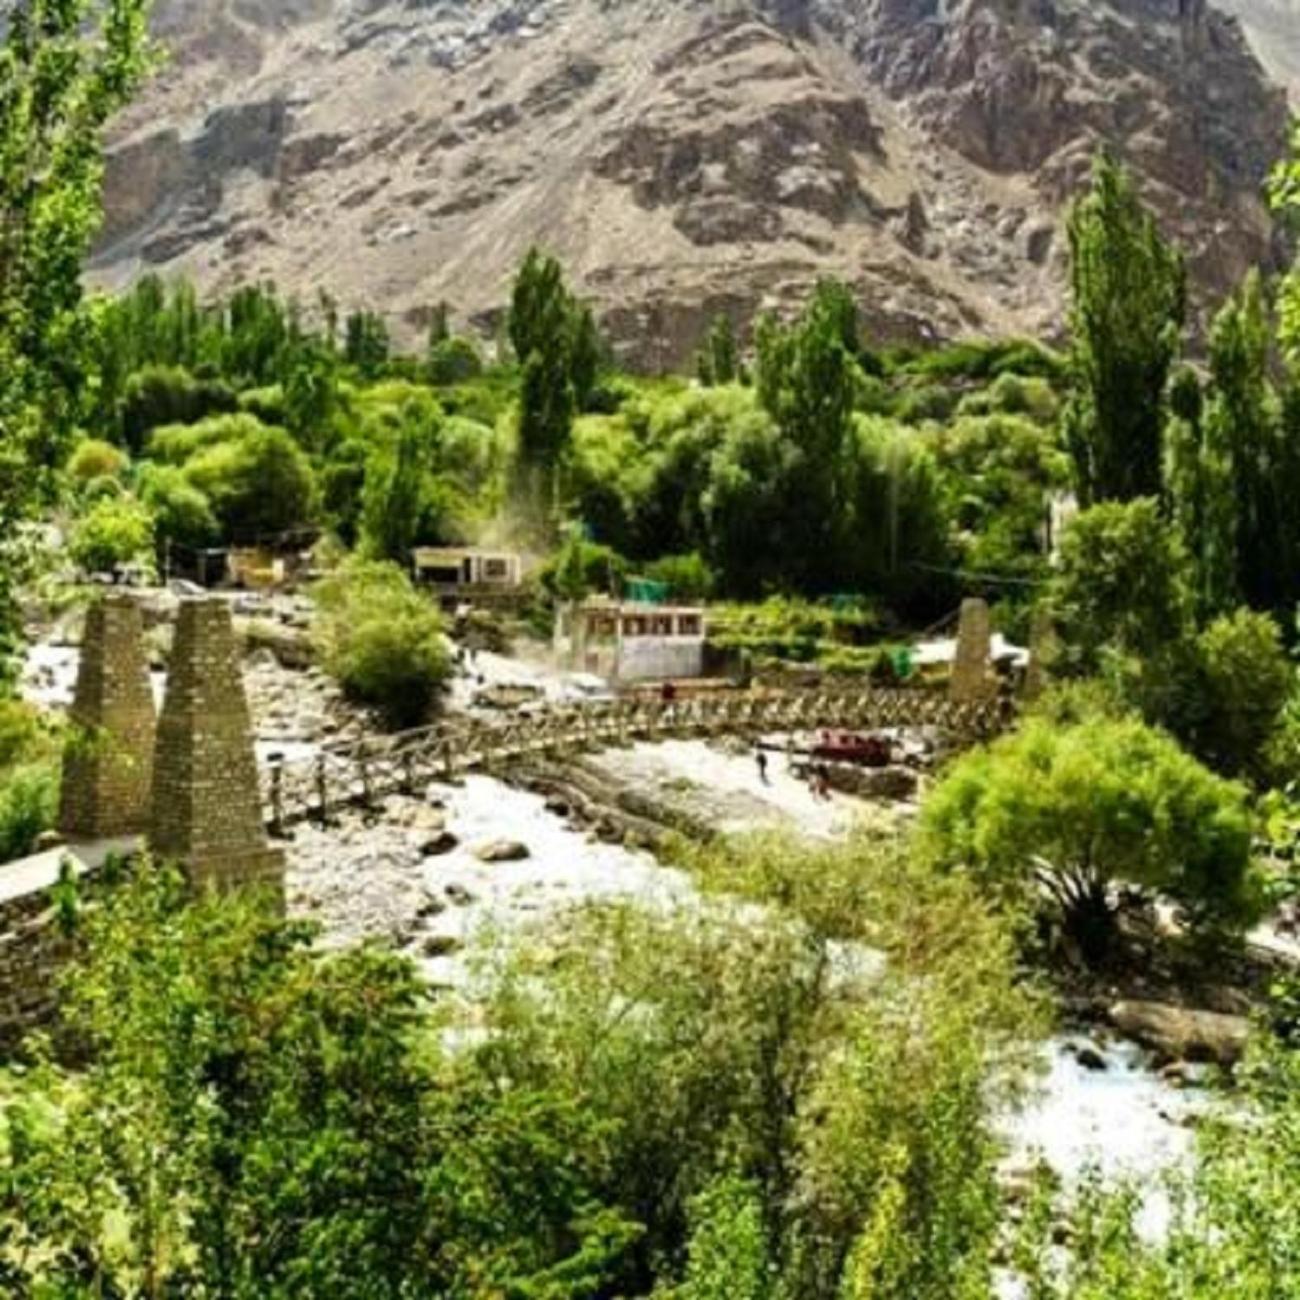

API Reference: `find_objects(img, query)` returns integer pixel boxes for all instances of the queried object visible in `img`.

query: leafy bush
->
[0,762,59,864]
[922,712,1259,963]
[312,561,450,727]
[183,421,316,541]
[67,438,127,484]
[68,496,155,576]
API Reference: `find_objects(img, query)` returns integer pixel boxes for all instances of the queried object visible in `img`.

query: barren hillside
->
[92,0,1293,363]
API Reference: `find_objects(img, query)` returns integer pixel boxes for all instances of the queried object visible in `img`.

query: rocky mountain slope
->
[92,0,1294,363]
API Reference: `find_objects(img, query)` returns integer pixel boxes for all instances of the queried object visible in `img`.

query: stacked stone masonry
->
[58,594,156,839]
[150,598,285,904]
[950,597,996,704]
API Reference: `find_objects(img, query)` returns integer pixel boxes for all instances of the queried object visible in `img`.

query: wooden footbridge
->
[262,686,1015,833]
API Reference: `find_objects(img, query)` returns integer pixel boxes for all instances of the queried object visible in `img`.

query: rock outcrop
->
[91,0,1293,365]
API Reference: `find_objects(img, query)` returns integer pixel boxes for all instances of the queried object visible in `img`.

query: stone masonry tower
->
[949,597,995,704]
[149,598,284,903]
[59,593,156,840]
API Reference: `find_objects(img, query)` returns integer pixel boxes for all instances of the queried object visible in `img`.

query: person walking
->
[756,748,769,785]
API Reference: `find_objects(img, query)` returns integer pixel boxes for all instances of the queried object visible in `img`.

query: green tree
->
[922,710,1258,962]
[1049,497,1193,673]
[0,0,155,683]
[1064,153,1185,505]
[1166,364,1237,619]
[183,422,316,542]
[697,314,739,387]
[343,309,390,378]
[360,400,439,564]
[1183,608,1292,785]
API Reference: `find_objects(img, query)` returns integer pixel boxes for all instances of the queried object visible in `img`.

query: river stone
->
[445,883,475,906]
[1108,1000,1250,1066]
[421,831,459,857]
[1071,1041,1108,1072]
[474,839,531,863]
[421,934,464,958]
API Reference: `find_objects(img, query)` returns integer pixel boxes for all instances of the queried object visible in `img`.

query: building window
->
[677,615,702,637]
[483,558,509,581]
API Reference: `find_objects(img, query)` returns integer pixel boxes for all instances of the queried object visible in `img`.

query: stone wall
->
[58,594,156,839]
[149,599,284,903]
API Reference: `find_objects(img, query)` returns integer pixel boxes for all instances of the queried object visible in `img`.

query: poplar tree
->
[0,0,155,684]
[1064,153,1185,505]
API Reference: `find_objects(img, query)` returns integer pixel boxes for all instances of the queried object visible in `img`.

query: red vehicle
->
[810,729,891,768]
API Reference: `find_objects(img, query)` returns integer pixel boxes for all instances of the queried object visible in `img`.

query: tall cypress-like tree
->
[1064,153,1185,506]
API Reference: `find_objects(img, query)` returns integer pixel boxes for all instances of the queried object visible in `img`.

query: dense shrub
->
[0,762,58,864]
[68,496,155,576]
[67,438,128,484]
[312,561,450,728]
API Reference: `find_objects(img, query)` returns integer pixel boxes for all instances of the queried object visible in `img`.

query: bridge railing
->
[262,686,1016,833]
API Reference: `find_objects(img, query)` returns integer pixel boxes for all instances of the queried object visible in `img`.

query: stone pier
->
[149,598,284,904]
[58,593,156,840]
[950,598,995,703]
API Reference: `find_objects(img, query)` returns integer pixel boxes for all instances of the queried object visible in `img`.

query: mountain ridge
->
[91,0,1295,364]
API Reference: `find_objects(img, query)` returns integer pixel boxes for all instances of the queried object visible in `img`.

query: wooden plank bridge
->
[261,686,1016,833]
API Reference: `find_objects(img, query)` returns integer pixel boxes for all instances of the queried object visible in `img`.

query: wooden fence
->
[262,687,1015,833]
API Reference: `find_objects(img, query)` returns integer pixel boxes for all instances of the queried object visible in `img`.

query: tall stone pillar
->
[950,598,995,703]
[58,593,156,840]
[1024,606,1057,701]
[149,598,284,903]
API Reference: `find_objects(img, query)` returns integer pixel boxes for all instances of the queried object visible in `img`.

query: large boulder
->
[1108,1000,1250,1067]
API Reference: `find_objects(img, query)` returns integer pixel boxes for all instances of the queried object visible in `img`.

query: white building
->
[555,598,706,683]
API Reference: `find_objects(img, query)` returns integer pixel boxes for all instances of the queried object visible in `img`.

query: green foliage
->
[0,0,155,684]
[1196,271,1300,619]
[120,364,239,452]
[922,711,1258,963]
[0,762,58,864]
[147,410,267,465]
[0,863,637,1296]
[359,395,443,563]
[312,560,450,727]
[1049,498,1193,673]
[929,413,1069,584]
[1018,1039,1300,1298]
[68,495,155,576]
[182,420,316,542]
[67,438,128,485]
[697,315,740,387]
[1172,608,1293,785]
[666,1176,771,1300]
[426,334,483,386]
[642,553,715,601]
[1064,152,1185,505]
[343,308,390,378]
[136,463,219,555]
